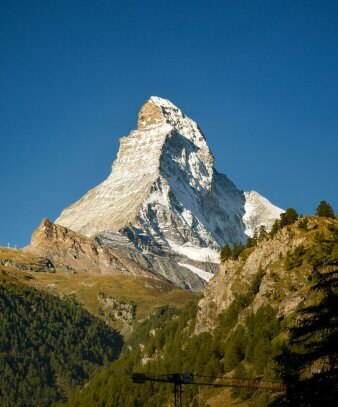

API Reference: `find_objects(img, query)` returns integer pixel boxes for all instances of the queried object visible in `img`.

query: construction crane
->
[131,372,286,407]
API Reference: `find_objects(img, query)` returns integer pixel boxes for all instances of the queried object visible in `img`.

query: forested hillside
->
[0,246,196,336]
[63,302,284,406]
[0,281,123,407]
[64,215,338,407]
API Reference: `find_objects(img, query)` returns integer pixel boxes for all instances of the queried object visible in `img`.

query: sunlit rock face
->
[56,96,283,263]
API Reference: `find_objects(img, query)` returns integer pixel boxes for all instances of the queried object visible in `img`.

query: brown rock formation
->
[24,218,163,279]
[195,217,337,333]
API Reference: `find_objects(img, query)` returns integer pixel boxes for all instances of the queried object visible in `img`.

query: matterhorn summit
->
[56,96,283,268]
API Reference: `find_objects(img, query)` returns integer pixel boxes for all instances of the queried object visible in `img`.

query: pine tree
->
[258,225,268,241]
[280,208,299,228]
[316,200,335,218]
[298,218,309,230]
[272,262,338,406]
[231,242,245,259]
[269,219,280,237]
[220,244,232,261]
[246,236,257,248]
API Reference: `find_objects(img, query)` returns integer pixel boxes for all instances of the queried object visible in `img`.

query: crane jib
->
[131,372,286,407]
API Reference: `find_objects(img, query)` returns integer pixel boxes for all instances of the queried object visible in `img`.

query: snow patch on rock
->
[243,191,284,237]
[168,240,220,264]
[178,263,214,282]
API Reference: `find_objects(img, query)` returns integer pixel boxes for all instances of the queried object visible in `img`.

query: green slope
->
[0,248,197,336]
[62,290,282,406]
[0,280,123,407]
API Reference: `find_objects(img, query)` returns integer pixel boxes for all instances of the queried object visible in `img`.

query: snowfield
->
[178,263,214,282]
[168,240,220,264]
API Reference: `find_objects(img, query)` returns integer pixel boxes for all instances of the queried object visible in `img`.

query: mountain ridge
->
[56,96,283,265]
[24,218,212,291]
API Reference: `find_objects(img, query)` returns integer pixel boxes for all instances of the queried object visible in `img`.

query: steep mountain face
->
[56,97,283,263]
[25,218,159,278]
[195,216,338,333]
[243,191,284,237]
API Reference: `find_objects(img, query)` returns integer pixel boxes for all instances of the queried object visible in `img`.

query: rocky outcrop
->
[24,219,210,291]
[25,218,160,278]
[195,217,337,333]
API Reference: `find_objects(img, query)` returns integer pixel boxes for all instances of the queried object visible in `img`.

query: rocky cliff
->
[195,216,338,333]
[24,218,211,290]
[26,219,157,278]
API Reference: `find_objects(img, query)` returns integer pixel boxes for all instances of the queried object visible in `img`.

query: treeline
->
[270,200,335,238]
[0,281,123,407]
[221,200,336,262]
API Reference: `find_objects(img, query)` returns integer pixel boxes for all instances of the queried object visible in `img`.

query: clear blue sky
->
[1,0,337,248]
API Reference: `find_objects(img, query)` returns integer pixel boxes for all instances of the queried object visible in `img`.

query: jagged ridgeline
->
[23,97,284,295]
[49,96,283,290]
[62,216,338,407]
[0,280,123,407]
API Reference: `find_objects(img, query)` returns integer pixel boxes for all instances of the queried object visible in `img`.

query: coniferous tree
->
[231,242,245,259]
[253,228,260,242]
[269,219,280,237]
[0,281,123,406]
[298,218,309,230]
[272,262,338,406]
[258,225,268,241]
[220,244,232,261]
[280,208,299,228]
[316,200,335,218]
[246,236,257,248]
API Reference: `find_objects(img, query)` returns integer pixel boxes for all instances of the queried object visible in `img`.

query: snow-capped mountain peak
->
[138,96,212,151]
[56,97,283,263]
[243,191,284,237]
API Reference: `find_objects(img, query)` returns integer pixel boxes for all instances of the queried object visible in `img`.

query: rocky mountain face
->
[25,219,211,290]
[1,243,196,337]
[56,97,283,263]
[195,216,337,333]
[24,97,283,291]
[25,219,158,278]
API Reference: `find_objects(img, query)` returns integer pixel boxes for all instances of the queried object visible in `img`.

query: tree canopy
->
[280,208,299,228]
[0,281,123,406]
[271,262,338,406]
[316,200,335,218]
